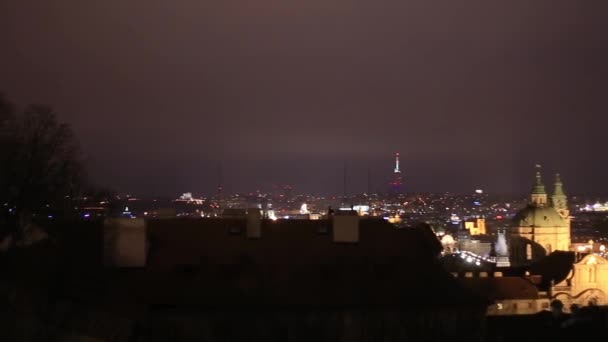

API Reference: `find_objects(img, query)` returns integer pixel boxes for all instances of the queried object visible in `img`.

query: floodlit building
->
[450,166,608,314]
[553,254,608,308]
[464,217,486,236]
[504,166,608,309]
[510,167,571,265]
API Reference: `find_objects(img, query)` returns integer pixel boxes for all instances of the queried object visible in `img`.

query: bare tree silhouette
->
[0,94,84,246]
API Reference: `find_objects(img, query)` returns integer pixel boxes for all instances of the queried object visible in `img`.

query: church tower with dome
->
[551,173,569,220]
[509,166,571,265]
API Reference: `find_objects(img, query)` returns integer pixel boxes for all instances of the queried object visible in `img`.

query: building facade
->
[510,167,571,265]
[464,217,486,236]
[553,254,608,309]
[510,167,608,310]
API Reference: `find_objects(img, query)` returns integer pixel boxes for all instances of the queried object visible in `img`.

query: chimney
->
[103,218,147,267]
[332,211,360,243]
[246,208,262,239]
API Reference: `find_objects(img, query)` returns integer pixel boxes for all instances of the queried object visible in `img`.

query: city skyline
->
[102,159,597,199]
[4,2,608,339]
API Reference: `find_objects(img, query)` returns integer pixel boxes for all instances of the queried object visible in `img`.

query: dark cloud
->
[2,0,607,196]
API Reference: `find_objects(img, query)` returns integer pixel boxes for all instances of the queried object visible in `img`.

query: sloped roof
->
[146,218,443,267]
[133,218,485,309]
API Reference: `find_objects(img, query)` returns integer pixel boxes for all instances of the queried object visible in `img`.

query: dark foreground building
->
[1,215,488,341]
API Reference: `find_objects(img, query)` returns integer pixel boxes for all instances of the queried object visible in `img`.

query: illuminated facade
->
[510,166,571,264]
[509,167,608,310]
[464,217,486,236]
[554,254,608,309]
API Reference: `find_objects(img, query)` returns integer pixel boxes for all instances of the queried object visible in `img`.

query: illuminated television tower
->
[394,153,401,174]
[390,152,403,194]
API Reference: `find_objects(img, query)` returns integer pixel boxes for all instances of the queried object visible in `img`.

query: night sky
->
[2,1,607,196]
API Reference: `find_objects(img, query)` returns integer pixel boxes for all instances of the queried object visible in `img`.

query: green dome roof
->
[512,205,565,228]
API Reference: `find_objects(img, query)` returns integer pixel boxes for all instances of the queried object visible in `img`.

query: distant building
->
[458,239,492,257]
[464,217,486,236]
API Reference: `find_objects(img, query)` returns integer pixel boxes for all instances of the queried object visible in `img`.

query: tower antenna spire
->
[390,152,403,195]
[394,152,400,173]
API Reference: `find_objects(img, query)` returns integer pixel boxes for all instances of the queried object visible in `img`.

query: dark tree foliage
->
[529,251,576,289]
[0,94,84,241]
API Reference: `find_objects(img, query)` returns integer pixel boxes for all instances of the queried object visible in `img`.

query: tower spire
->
[394,152,400,173]
[552,172,568,216]
[390,152,403,195]
[553,173,566,197]
[531,164,546,194]
[530,164,547,206]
